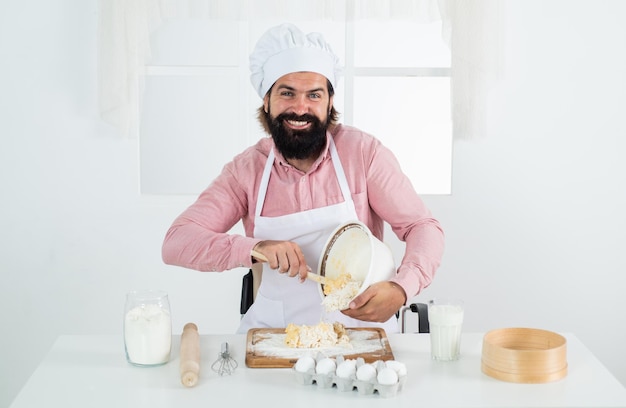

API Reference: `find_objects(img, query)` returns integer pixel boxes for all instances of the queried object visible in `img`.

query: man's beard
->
[269,112,329,160]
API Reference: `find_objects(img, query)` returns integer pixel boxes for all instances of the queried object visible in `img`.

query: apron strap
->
[327,136,352,205]
[255,148,275,218]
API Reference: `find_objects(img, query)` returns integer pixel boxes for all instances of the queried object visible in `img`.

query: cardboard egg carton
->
[293,355,407,398]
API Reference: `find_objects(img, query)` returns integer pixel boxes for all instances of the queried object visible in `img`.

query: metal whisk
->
[211,342,238,376]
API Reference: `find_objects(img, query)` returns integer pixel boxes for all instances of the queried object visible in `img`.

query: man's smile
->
[285,119,311,129]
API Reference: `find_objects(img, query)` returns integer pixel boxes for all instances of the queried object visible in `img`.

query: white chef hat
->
[249,23,341,98]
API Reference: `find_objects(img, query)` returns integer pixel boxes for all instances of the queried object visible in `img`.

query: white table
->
[10,332,626,408]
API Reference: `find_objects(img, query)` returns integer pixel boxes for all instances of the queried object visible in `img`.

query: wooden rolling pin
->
[250,250,326,284]
[180,322,200,387]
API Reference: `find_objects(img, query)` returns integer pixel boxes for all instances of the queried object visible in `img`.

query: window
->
[349,19,452,194]
[140,14,451,195]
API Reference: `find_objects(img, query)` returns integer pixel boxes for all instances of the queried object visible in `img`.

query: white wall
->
[1,1,625,406]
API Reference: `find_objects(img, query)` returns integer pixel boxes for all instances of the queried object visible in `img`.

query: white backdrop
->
[1,1,625,406]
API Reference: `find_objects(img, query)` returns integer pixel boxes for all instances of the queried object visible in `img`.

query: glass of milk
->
[124,290,172,366]
[427,298,464,361]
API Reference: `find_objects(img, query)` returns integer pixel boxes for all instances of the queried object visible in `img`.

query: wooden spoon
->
[250,250,326,284]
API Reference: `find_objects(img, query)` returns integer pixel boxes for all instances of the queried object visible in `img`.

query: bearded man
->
[162,23,444,334]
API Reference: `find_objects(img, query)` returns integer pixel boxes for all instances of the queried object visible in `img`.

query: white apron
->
[237,137,398,334]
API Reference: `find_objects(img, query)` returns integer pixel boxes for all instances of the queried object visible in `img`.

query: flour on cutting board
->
[250,330,387,359]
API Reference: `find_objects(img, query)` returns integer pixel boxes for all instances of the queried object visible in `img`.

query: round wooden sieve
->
[481,327,567,383]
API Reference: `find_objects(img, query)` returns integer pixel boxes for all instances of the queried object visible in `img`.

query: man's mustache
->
[275,113,319,123]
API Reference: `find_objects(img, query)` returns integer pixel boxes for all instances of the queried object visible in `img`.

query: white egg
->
[294,356,316,373]
[356,363,377,381]
[385,360,407,376]
[377,367,399,385]
[315,357,336,375]
[335,359,357,378]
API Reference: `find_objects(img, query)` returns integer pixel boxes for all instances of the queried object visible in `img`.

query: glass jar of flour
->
[124,290,172,366]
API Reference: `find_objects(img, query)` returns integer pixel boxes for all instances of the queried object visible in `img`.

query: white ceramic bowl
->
[317,221,396,300]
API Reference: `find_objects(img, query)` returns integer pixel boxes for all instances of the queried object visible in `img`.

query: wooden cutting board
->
[245,327,394,368]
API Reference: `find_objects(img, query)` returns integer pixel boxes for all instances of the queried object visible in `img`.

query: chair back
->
[400,303,430,333]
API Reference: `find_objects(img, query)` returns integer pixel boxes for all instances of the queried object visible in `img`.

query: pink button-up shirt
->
[162,124,444,298]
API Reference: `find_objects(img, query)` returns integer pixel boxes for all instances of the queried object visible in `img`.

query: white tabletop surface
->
[9,332,626,408]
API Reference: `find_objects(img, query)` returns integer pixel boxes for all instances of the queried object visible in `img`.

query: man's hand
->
[252,240,310,281]
[341,281,407,322]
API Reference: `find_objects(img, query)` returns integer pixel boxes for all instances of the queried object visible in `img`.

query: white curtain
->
[439,0,504,141]
[97,0,503,140]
